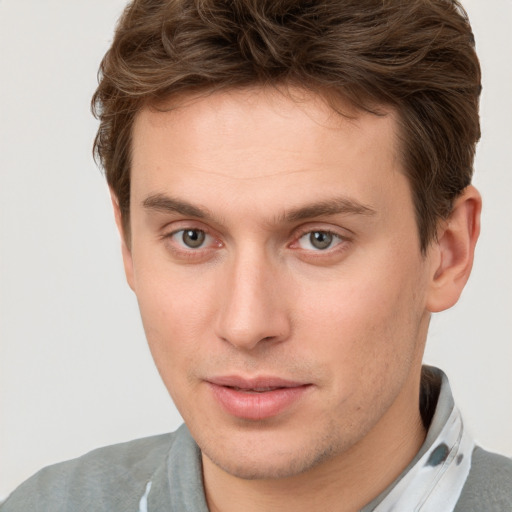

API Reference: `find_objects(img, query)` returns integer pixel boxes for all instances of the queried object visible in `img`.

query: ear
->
[110,189,135,291]
[426,185,481,312]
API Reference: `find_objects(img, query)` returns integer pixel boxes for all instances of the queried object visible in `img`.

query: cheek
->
[134,248,216,328]
[133,264,218,383]
[293,266,427,432]
[296,257,427,375]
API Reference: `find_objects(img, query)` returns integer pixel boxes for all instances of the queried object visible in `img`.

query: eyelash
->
[162,227,222,260]
[162,225,350,260]
[291,228,349,255]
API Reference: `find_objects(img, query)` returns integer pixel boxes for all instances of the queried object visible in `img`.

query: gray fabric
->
[2,372,511,511]
[161,424,209,512]
[0,433,173,511]
[454,446,512,512]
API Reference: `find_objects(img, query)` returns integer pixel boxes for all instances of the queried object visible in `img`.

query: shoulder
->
[455,446,512,512]
[0,432,176,512]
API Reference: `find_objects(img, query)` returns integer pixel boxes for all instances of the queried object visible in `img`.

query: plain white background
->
[0,0,511,501]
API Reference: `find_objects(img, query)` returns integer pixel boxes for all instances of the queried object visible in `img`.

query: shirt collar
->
[152,366,473,512]
[362,366,474,511]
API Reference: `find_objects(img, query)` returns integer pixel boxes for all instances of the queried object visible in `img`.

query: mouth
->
[228,386,284,393]
[206,376,312,420]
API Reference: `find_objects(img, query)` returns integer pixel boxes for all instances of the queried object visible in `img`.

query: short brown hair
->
[92,0,481,250]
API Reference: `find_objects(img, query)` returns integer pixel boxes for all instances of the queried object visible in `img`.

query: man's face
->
[124,87,436,480]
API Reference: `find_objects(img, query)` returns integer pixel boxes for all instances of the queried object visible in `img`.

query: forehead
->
[132,87,399,170]
[130,87,406,219]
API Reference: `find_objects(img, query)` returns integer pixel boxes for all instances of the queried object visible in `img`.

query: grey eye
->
[309,231,333,250]
[182,229,206,248]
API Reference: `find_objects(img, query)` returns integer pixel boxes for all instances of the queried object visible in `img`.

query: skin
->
[113,87,481,512]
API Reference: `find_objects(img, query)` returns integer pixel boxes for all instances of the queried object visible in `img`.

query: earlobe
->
[426,185,481,313]
[109,189,135,292]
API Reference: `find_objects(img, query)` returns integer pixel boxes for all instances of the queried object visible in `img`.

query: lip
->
[206,375,312,420]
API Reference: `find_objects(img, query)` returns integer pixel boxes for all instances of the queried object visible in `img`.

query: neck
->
[202,373,426,512]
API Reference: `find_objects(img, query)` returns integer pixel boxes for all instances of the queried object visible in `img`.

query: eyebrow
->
[142,193,376,223]
[142,194,209,218]
[283,197,376,222]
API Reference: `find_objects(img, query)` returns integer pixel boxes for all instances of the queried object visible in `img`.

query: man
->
[2,0,511,511]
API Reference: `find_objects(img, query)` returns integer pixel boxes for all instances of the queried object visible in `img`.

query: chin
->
[201,430,342,481]
[205,453,319,481]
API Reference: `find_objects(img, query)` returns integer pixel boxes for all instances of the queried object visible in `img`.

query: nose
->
[214,248,291,351]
